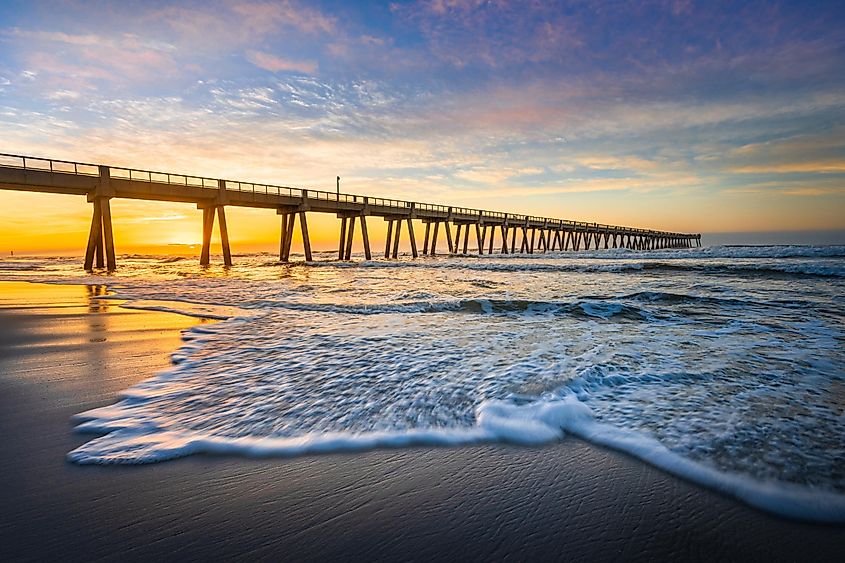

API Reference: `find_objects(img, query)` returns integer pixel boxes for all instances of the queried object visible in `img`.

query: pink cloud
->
[27,52,110,79]
[246,50,316,74]
[9,27,180,87]
[147,1,335,53]
[4,28,102,46]
[230,1,335,35]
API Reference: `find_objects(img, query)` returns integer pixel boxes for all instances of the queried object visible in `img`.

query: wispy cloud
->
[731,162,845,174]
[149,0,335,51]
[245,50,316,74]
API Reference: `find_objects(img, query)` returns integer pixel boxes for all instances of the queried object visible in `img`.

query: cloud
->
[6,28,180,87]
[4,28,102,46]
[44,89,81,100]
[782,187,843,196]
[2,1,337,87]
[230,1,335,34]
[575,156,660,172]
[724,128,845,176]
[730,161,845,174]
[151,0,335,50]
[245,51,316,74]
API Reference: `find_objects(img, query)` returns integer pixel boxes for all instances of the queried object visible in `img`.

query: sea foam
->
[68,394,845,523]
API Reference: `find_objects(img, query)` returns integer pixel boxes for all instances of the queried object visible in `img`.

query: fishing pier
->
[0,153,701,270]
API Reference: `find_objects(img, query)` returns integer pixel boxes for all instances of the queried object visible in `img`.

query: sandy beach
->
[0,280,843,561]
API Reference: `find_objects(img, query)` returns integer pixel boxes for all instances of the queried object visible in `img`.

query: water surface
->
[2,245,843,521]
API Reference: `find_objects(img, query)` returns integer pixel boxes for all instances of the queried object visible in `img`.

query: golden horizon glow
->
[0,189,842,256]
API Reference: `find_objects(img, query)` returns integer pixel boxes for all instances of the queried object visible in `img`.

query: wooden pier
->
[0,153,701,270]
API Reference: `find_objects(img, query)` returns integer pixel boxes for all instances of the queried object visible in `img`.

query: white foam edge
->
[67,396,845,523]
[117,301,235,320]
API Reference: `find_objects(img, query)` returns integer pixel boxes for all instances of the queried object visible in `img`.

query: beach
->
[0,280,843,561]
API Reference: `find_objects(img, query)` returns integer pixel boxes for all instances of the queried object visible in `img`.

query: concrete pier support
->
[476,223,484,255]
[84,166,117,271]
[94,208,105,268]
[338,217,348,260]
[454,224,463,254]
[218,206,232,266]
[422,222,431,255]
[299,212,312,261]
[336,214,365,260]
[432,221,441,255]
[360,216,372,260]
[101,199,116,270]
[277,210,312,262]
[385,220,394,258]
[83,199,101,271]
[407,218,418,258]
[199,205,232,267]
[345,217,356,259]
[392,218,402,258]
[200,206,215,266]
[382,217,409,259]
[84,197,116,271]
[279,213,292,261]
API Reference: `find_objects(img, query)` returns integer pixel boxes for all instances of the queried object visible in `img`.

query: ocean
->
[1,245,843,523]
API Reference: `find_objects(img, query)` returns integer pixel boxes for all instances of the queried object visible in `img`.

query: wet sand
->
[0,281,842,561]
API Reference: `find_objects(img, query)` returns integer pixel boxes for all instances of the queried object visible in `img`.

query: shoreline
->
[1,280,843,560]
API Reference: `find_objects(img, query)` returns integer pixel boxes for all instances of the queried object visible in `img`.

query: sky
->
[0,0,844,254]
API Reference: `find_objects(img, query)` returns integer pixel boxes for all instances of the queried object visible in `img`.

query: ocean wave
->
[67,395,845,523]
[351,257,845,277]
[137,292,821,320]
[118,300,241,320]
[124,297,648,319]
[97,292,803,321]
[0,262,43,271]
